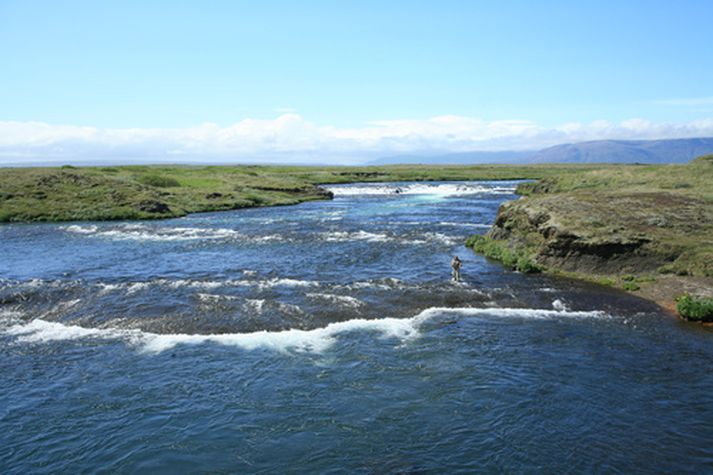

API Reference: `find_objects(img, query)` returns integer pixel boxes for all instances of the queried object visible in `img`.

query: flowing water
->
[1,181,712,473]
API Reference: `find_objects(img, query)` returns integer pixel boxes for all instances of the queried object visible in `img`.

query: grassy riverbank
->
[0,163,607,222]
[466,155,713,314]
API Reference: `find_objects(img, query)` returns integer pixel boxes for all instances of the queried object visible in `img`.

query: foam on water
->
[2,306,611,354]
[1,315,423,354]
[321,230,391,242]
[319,230,461,246]
[5,276,441,299]
[420,232,460,246]
[552,299,569,311]
[93,277,321,293]
[165,279,227,289]
[394,221,489,229]
[336,278,406,291]
[63,224,246,242]
[323,183,517,197]
[97,283,122,294]
[196,293,241,303]
[126,282,153,294]
[254,278,320,289]
[244,299,266,313]
[63,222,465,247]
[0,309,24,325]
[64,225,98,234]
[306,293,365,308]
[5,318,133,342]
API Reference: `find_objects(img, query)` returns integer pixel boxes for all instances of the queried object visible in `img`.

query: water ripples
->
[2,180,711,473]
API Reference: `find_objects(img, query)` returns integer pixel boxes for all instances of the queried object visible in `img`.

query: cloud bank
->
[1,114,713,164]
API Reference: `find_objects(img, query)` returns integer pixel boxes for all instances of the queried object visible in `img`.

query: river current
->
[1,181,712,473]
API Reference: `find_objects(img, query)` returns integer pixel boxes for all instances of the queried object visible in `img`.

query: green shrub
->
[466,234,542,273]
[137,175,181,187]
[465,235,485,248]
[516,255,543,273]
[676,294,713,322]
[622,281,640,291]
[500,248,518,268]
[596,277,616,287]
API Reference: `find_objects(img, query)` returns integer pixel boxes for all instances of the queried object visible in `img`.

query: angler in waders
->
[451,256,462,282]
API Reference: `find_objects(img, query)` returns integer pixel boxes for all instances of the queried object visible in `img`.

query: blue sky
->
[1,0,712,162]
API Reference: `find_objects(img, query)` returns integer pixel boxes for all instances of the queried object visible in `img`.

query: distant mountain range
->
[530,137,713,164]
[368,137,713,165]
[368,150,535,165]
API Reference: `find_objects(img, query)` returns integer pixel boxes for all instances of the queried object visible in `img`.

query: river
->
[1,181,711,473]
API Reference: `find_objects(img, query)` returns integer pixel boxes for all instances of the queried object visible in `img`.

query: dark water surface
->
[1,181,712,473]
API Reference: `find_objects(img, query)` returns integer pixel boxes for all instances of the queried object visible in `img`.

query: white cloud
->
[1,114,713,164]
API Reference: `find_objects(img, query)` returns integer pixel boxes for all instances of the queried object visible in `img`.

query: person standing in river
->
[451,256,462,282]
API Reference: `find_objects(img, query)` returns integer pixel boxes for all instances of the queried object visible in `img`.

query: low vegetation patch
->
[596,276,616,287]
[622,281,641,291]
[620,274,655,291]
[676,294,713,322]
[136,174,181,187]
[466,235,543,273]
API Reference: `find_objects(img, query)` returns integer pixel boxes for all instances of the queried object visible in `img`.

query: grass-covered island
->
[466,155,713,318]
[1,159,711,319]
